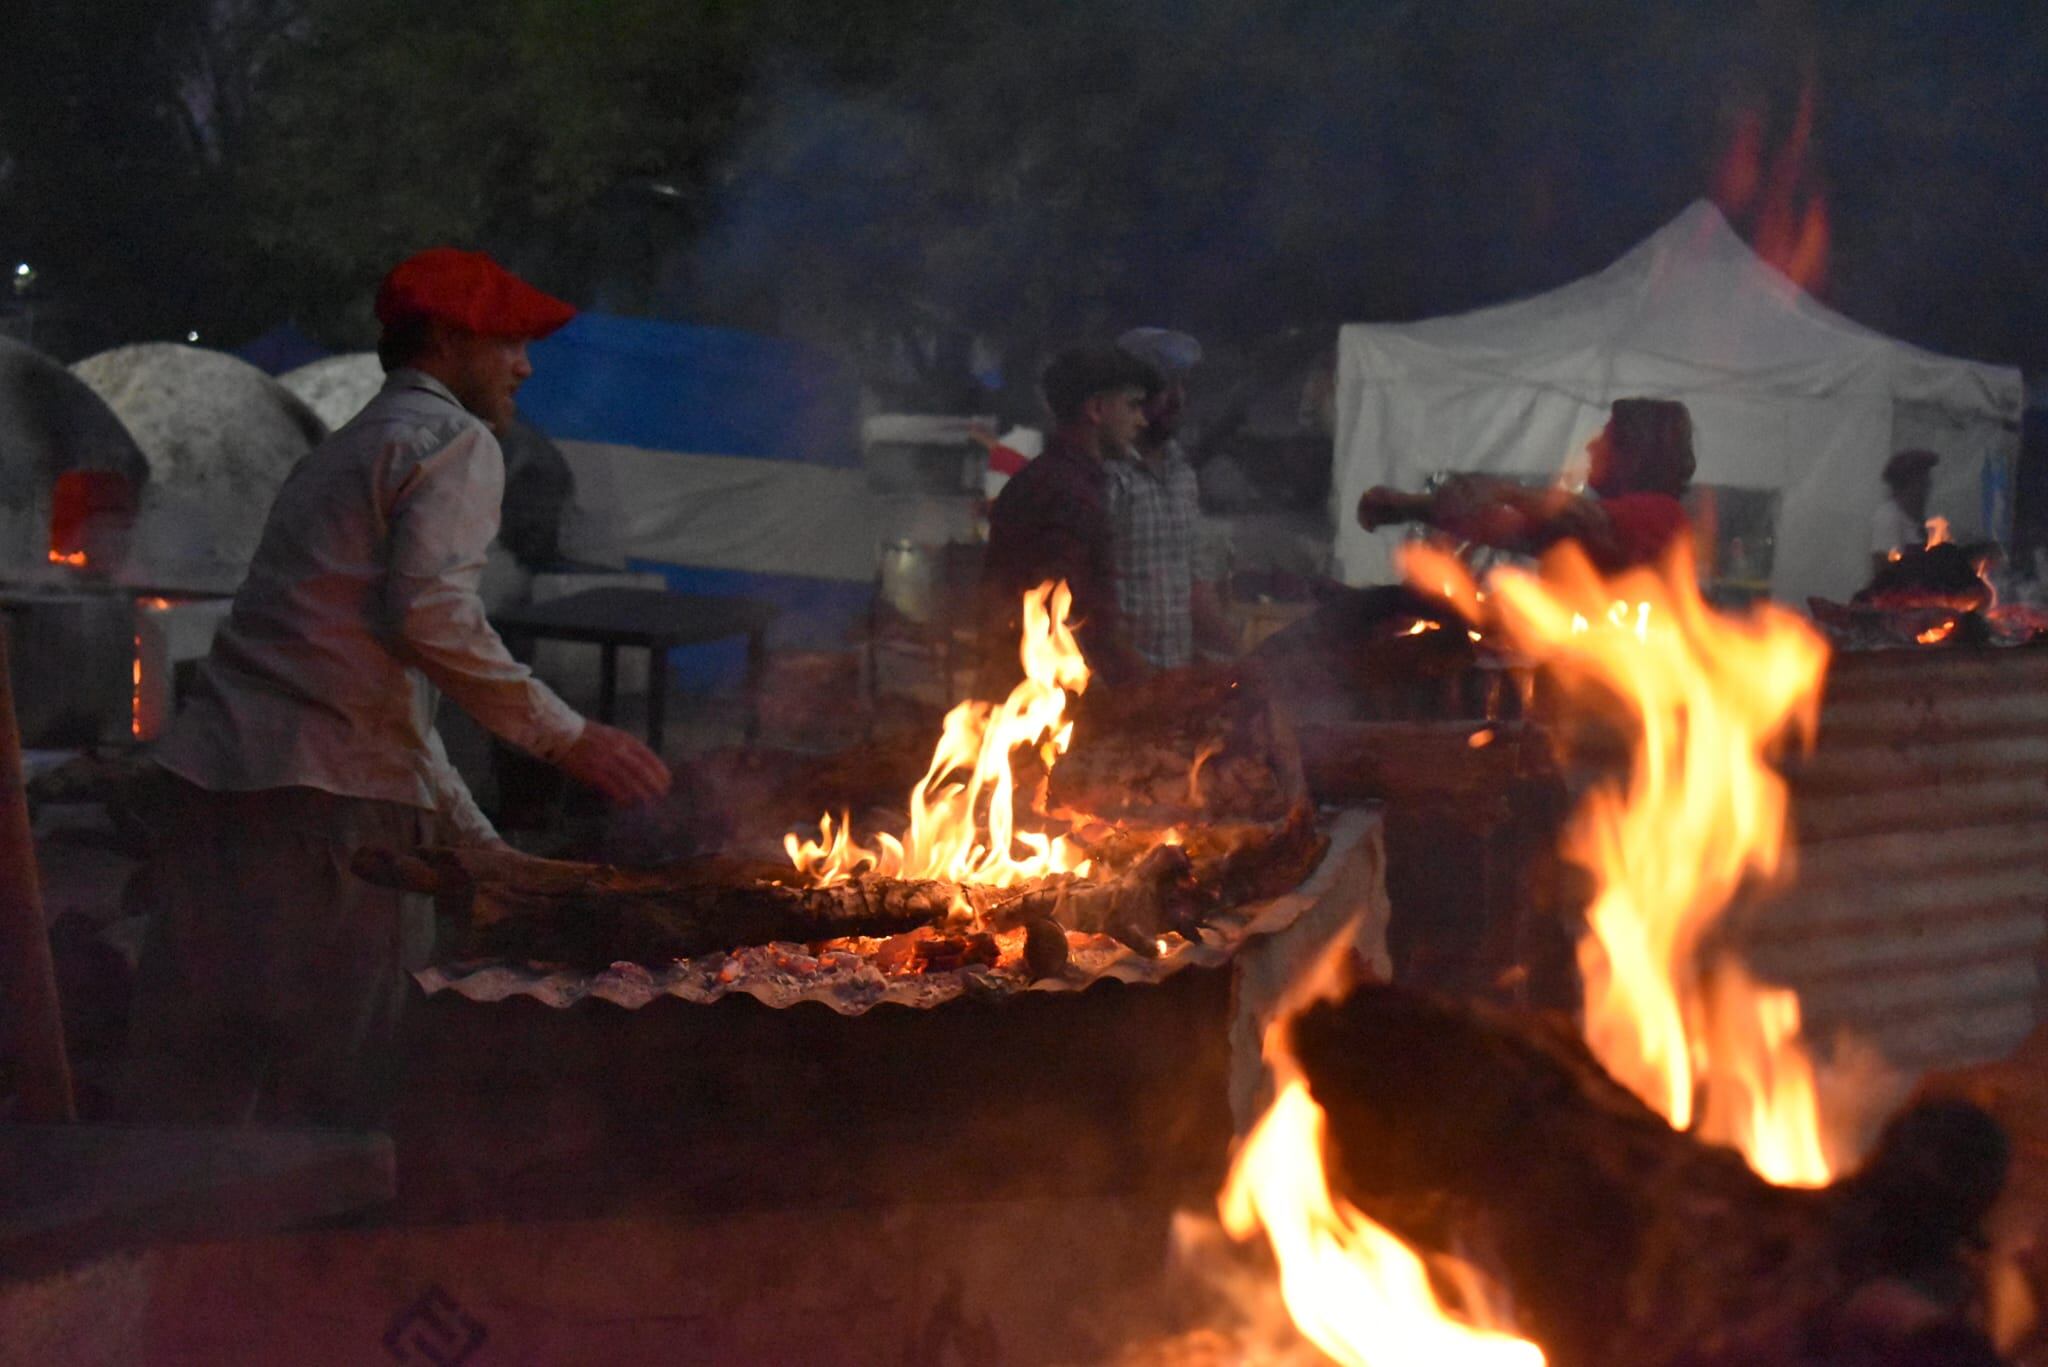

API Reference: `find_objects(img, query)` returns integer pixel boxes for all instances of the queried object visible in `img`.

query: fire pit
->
[369,584,1342,1014]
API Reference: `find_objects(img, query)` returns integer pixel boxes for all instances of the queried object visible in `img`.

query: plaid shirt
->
[1104,443,1200,670]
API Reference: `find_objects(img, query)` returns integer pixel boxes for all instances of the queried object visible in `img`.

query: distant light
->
[13,263,28,277]
[185,330,199,343]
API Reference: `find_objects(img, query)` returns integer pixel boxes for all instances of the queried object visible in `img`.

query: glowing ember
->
[1400,540,1835,1187]
[47,548,88,568]
[130,635,144,739]
[1917,620,1958,645]
[786,581,1092,887]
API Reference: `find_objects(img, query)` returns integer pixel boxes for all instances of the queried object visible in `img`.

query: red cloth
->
[1597,492,1691,572]
[986,442,1032,476]
[375,248,575,338]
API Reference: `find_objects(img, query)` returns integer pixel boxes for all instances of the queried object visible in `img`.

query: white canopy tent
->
[1331,201,2023,606]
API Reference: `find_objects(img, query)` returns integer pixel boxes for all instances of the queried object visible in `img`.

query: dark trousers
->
[122,771,436,1129]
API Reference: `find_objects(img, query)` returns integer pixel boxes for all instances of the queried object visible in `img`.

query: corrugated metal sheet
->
[1739,646,2048,1072]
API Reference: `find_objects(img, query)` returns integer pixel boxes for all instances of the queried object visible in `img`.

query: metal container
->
[1739,646,2048,1074]
[0,588,134,747]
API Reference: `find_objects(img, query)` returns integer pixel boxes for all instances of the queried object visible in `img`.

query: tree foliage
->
[2,0,2044,394]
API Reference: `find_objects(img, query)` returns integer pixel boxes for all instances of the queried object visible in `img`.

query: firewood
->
[351,800,1326,971]
[1287,985,2006,1367]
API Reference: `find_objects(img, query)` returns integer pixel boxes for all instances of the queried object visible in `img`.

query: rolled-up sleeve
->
[384,424,585,761]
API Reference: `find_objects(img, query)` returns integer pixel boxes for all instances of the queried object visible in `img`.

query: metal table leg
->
[647,643,669,755]
[598,643,619,723]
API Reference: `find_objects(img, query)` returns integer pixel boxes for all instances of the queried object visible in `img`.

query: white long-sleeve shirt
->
[155,369,584,841]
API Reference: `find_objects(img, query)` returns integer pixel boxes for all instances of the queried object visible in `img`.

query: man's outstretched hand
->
[557,721,671,807]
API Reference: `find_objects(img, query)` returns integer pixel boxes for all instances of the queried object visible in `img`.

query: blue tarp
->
[521,312,860,467]
[234,322,328,376]
[519,313,872,692]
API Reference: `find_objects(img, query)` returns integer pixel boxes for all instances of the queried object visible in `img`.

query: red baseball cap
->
[374,247,576,338]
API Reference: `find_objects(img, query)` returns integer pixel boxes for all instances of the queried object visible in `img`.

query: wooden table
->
[491,587,779,752]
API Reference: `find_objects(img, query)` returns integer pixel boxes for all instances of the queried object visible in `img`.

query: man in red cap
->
[126,248,669,1127]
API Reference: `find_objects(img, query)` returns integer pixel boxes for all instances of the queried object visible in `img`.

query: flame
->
[1187,739,1225,807]
[48,548,88,568]
[1222,1077,1543,1367]
[1924,515,1951,549]
[1402,619,1440,636]
[1917,620,1957,645]
[1712,79,1829,292]
[1214,931,1543,1366]
[786,582,1091,887]
[130,635,144,739]
[1399,539,1836,1186]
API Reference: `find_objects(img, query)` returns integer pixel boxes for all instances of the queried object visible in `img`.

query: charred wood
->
[351,801,1326,970]
[1288,985,2006,1367]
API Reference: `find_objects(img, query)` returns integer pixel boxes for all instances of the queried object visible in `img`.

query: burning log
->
[350,799,1328,970]
[1288,984,2008,1367]
[352,844,957,961]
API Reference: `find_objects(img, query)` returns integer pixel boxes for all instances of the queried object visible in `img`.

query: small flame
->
[1916,620,1957,645]
[48,548,88,568]
[1403,619,1441,636]
[1924,516,1951,549]
[1188,739,1225,807]
[1399,539,1837,1186]
[1467,729,1494,750]
[787,582,1091,887]
[130,636,143,739]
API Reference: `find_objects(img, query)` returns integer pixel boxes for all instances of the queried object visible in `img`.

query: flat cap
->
[1116,327,1203,376]
[374,248,576,339]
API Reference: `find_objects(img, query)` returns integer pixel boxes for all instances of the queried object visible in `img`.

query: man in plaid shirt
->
[1106,329,1233,671]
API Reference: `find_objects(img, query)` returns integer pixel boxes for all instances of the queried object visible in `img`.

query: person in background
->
[1871,448,1939,578]
[1355,396,1697,574]
[1110,327,1236,667]
[124,248,669,1127]
[980,343,1158,687]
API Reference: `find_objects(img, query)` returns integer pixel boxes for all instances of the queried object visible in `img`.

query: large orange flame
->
[786,581,1092,887]
[1402,540,1836,1186]
[1213,932,1544,1366]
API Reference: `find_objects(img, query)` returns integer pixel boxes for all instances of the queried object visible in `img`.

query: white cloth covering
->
[1331,201,2022,606]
